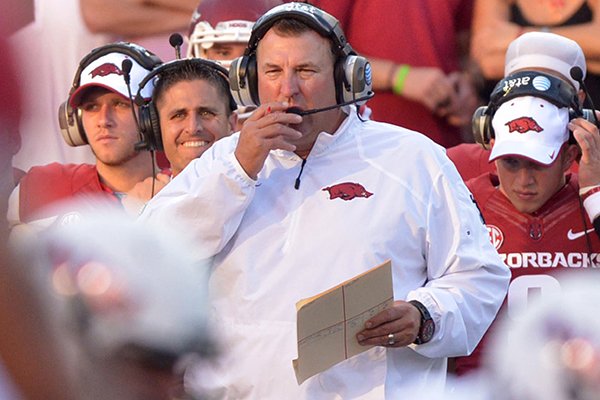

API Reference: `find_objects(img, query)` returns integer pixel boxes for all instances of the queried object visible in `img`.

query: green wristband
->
[393,64,410,96]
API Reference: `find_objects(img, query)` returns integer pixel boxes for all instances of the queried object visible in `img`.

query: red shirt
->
[446,143,495,181]
[314,0,474,147]
[18,163,120,223]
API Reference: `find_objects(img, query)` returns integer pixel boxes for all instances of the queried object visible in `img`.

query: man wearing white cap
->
[448,31,588,181]
[7,42,169,235]
[453,66,600,375]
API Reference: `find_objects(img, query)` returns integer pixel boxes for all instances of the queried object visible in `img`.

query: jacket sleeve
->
[406,155,510,358]
[138,141,256,263]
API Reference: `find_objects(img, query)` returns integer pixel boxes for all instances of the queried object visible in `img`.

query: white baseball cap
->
[504,32,586,90]
[69,52,155,108]
[490,96,569,165]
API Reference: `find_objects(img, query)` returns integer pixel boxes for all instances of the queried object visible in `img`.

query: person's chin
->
[513,198,542,214]
[180,148,205,163]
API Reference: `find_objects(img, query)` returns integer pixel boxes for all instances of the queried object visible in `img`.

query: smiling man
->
[151,59,238,177]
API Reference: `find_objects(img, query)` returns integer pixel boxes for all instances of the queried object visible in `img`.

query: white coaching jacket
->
[140,108,510,399]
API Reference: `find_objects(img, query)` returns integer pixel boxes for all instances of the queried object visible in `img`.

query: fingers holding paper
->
[356,300,421,348]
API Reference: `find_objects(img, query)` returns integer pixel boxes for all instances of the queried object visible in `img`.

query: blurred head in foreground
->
[485,273,600,400]
[12,199,214,399]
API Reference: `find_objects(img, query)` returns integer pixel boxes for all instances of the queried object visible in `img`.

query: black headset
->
[134,58,237,152]
[58,42,163,147]
[228,2,373,108]
[472,70,594,149]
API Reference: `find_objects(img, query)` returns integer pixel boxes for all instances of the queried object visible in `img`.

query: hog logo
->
[505,117,543,134]
[90,63,123,78]
[322,182,373,201]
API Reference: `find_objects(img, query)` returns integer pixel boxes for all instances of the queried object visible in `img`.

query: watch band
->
[409,300,435,345]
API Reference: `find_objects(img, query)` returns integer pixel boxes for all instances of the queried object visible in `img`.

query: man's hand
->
[234,102,303,180]
[570,116,600,188]
[401,67,457,116]
[356,300,421,348]
[445,71,479,127]
[471,20,522,80]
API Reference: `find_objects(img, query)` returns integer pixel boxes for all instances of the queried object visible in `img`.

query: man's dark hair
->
[153,61,235,116]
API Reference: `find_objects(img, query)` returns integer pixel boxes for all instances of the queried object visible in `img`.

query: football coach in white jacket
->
[139,3,510,399]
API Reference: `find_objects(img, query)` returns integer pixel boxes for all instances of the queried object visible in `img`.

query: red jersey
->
[454,172,600,375]
[446,143,495,181]
[16,163,119,223]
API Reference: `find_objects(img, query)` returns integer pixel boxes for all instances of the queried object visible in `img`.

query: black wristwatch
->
[409,300,435,345]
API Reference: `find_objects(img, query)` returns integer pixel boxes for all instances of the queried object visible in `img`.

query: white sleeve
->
[138,148,256,263]
[407,158,510,357]
[6,184,53,245]
[580,186,600,222]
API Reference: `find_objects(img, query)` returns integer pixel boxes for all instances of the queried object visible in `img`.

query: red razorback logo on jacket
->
[505,117,543,134]
[90,63,123,78]
[322,182,373,201]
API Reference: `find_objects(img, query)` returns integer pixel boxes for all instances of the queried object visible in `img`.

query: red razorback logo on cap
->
[323,182,373,201]
[505,117,543,134]
[90,63,123,78]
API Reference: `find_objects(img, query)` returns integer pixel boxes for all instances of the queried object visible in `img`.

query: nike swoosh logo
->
[567,228,596,240]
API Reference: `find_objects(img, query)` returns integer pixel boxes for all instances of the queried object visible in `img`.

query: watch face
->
[421,319,435,343]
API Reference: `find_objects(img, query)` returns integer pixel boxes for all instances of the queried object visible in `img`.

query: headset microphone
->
[169,33,184,60]
[570,66,599,128]
[285,93,374,116]
[121,59,149,151]
[122,59,158,196]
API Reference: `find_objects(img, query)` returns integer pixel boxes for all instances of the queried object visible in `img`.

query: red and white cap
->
[505,32,586,90]
[490,95,569,165]
[69,52,155,108]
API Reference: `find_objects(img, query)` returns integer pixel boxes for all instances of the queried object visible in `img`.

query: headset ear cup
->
[567,108,584,145]
[147,103,163,151]
[138,103,162,151]
[229,56,258,107]
[344,55,373,105]
[58,101,88,146]
[472,106,492,150]
[337,55,372,105]
[246,54,259,106]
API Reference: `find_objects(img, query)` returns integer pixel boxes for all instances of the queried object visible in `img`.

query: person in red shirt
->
[453,70,600,375]
[7,42,171,236]
[313,0,479,147]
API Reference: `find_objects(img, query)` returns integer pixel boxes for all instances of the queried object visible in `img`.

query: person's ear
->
[228,112,238,132]
[562,144,580,172]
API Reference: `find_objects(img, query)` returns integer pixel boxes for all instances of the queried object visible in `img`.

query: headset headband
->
[246,2,355,57]
[488,70,579,114]
[134,58,236,111]
[71,42,162,97]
